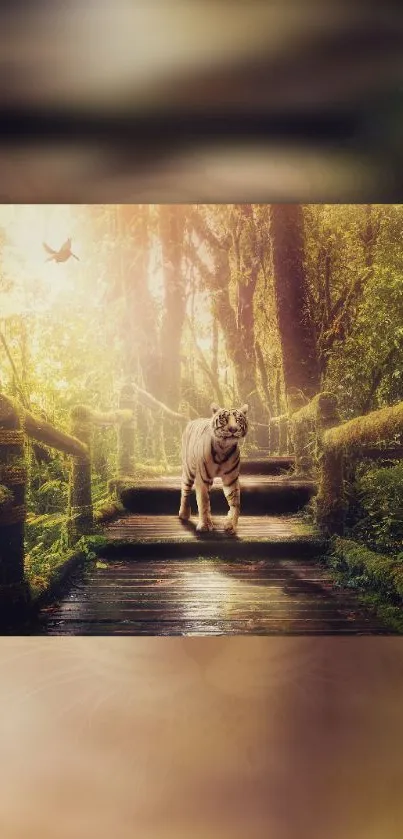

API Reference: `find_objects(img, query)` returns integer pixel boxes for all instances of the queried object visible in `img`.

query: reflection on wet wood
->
[37,556,388,636]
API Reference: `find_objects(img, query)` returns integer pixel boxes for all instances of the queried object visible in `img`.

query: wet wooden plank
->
[103,514,318,543]
[48,606,376,622]
[37,555,387,636]
[131,474,312,489]
[40,620,388,637]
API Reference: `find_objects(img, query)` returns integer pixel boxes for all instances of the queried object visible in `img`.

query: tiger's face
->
[210,403,249,444]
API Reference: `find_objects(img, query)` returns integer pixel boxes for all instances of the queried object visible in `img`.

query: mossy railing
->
[319,400,403,536]
[67,394,135,543]
[288,392,403,537]
[0,387,135,621]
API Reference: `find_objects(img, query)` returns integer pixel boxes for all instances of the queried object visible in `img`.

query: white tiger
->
[179,402,249,534]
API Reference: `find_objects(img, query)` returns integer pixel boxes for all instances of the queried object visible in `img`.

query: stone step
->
[116,474,316,516]
[168,455,295,476]
[242,456,295,475]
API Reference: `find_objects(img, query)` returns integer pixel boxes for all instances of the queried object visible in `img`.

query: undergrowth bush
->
[348,461,403,554]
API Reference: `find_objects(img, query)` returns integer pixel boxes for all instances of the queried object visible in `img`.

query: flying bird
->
[43,238,79,263]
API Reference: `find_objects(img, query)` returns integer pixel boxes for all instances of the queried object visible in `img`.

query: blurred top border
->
[0,0,403,202]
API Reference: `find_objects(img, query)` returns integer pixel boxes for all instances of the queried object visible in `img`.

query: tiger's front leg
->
[222,477,240,535]
[195,477,214,532]
[179,473,194,521]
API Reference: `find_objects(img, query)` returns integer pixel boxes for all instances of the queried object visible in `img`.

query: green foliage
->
[27,450,69,514]
[36,478,68,511]
[76,534,109,561]
[25,511,67,553]
[304,204,403,418]
[24,513,69,593]
[348,462,403,553]
[25,528,109,596]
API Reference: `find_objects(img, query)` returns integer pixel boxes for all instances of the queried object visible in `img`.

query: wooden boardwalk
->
[37,553,387,636]
[35,457,389,636]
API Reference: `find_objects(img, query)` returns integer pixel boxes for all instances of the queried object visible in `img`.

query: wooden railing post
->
[278,416,289,455]
[317,399,403,537]
[288,392,313,476]
[0,394,30,621]
[315,394,344,536]
[67,406,93,545]
[268,418,279,455]
[316,447,345,536]
[290,391,339,482]
[292,419,312,475]
[117,385,135,478]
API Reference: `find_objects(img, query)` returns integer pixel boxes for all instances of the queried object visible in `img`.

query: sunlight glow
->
[0,204,219,381]
[0,205,84,316]
[181,567,244,622]
[147,236,164,301]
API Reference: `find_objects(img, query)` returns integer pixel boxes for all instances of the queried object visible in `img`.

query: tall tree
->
[117,204,160,392]
[158,205,187,411]
[188,205,267,424]
[269,204,320,410]
[307,204,380,376]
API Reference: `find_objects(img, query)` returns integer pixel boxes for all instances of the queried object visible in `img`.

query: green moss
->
[76,534,109,558]
[93,497,125,523]
[327,537,403,631]
[291,391,338,424]
[325,400,403,453]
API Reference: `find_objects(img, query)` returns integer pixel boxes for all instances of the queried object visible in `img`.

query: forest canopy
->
[0,203,402,460]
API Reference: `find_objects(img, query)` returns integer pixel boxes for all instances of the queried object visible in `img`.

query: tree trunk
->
[118,205,160,390]
[270,204,320,411]
[235,205,268,429]
[158,205,187,458]
[189,207,267,429]
[159,205,187,409]
[117,204,160,455]
[212,312,219,380]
